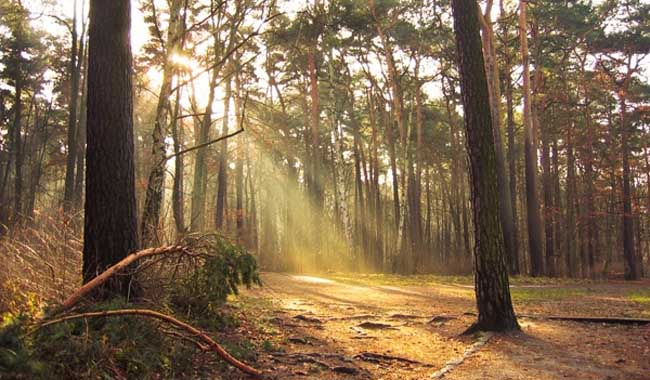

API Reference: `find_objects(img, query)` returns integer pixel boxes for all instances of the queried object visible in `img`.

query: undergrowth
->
[0,227,262,380]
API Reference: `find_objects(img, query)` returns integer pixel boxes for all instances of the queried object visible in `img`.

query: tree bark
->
[518,0,544,276]
[140,0,185,245]
[478,3,518,278]
[452,0,519,332]
[83,0,139,298]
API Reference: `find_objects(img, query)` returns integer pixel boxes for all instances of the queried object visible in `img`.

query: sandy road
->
[242,273,650,380]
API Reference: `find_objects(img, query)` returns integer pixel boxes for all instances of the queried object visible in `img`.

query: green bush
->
[171,234,261,317]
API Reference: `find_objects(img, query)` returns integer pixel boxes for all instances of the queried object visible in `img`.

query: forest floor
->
[231,272,650,380]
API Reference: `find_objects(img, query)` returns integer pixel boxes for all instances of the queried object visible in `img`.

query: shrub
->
[0,233,261,380]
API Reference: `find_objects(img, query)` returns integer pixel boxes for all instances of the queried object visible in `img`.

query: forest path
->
[241,273,650,380]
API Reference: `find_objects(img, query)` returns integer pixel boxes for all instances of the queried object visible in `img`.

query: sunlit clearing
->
[291,275,336,284]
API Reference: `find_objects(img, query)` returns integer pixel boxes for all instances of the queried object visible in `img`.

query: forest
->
[0,0,649,379]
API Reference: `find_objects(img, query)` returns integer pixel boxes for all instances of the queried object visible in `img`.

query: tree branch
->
[38,309,263,377]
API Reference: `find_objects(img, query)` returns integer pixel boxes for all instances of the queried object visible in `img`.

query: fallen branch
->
[38,309,262,378]
[519,314,650,325]
[354,352,431,366]
[430,332,493,379]
[57,245,187,313]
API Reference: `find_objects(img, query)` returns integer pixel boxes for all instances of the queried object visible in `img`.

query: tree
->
[451,0,519,332]
[519,0,545,276]
[0,0,47,222]
[83,0,139,297]
[62,0,82,212]
[478,0,519,277]
[140,0,187,245]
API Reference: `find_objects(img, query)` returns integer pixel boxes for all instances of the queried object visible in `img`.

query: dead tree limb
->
[57,245,187,313]
[160,128,244,165]
[519,314,650,325]
[38,309,263,378]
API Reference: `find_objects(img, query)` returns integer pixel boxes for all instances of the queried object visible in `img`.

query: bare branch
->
[38,309,263,377]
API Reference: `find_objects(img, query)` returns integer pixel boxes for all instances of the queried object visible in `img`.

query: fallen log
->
[38,308,263,378]
[519,314,650,325]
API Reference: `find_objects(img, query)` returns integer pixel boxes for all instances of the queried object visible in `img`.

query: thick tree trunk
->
[479,5,518,278]
[83,0,139,298]
[452,0,518,332]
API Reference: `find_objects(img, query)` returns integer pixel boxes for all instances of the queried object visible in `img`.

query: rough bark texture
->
[479,6,518,279]
[452,0,519,332]
[83,0,139,297]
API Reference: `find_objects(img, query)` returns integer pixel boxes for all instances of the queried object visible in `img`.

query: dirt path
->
[241,273,650,380]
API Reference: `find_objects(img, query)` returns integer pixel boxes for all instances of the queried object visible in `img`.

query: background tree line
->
[0,0,649,280]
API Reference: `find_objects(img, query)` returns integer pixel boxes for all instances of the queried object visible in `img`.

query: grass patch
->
[511,288,588,303]
[325,273,473,287]
[627,290,650,304]
[325,272,597,288]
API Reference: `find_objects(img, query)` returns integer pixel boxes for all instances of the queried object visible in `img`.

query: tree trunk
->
[501,1,520,273]
[452,0,518,332]
[479,4,518,278]
[620,95,639,280]
[171,85,185,236]
[566,122,577,277]
[73,2,88,210]
[63,0,80,212]
[215,76,232,229]
[83,0,139,298]
[73,51,88,210]
[234,78,244,241]
[518,0,544,276]
[140,0,185,245]
[190,72,218,232]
